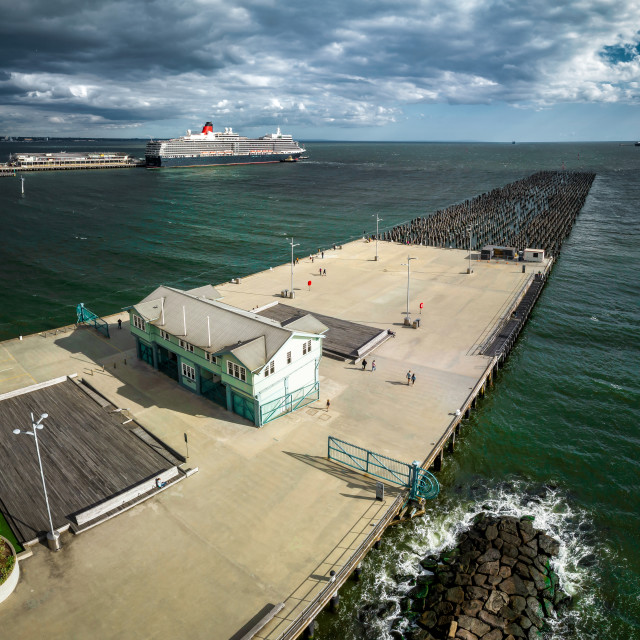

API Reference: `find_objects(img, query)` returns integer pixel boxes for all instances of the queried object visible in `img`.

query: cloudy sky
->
[1,0,639,141]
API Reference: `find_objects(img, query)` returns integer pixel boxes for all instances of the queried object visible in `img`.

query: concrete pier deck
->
[0,240,546,640]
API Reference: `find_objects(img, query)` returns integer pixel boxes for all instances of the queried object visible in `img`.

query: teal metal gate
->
[232,391,255,424]
[76,303,110,339]
[328,436,439,500]
[260,381,320,425]
[201,377,227,408]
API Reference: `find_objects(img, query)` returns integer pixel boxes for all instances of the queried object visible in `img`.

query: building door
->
[201,373,227,408]
[232,391,255,424]
[140,342,154,367]
[157,346,179,381]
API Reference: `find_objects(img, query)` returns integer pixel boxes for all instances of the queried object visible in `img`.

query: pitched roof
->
[283,314,329,335]
[132,286,323,370]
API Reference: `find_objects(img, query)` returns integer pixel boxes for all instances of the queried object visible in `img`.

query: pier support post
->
[448,434,455,453]
[304,620,316,638]
[352,563,363,582]
[433,449,443,472]
[374,539,382,550]
[464,407,470,419]
[329,593,340,612]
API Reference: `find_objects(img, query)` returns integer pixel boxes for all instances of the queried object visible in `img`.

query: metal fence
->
[260,381,319,425]
[327,436,439,500]
[76,303,110,339]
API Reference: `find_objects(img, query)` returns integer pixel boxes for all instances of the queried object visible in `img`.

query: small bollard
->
[47,530,61,551]
[376,481,384,501]
[329,570,336,583]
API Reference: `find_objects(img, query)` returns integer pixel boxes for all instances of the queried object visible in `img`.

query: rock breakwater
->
[393,514,569,640]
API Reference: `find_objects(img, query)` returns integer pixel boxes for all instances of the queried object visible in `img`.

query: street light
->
[13,412,61,551]
[372,213,383,261]
[286,236,299,299]
[467,224,473,274]
[401,255,417,324]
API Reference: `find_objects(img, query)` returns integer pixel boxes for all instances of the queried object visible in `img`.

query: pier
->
[0,173,592,640]
[0,241,552,640]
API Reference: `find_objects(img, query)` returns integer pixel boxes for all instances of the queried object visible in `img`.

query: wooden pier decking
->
[0,377,179,544]
[257,303,389,360]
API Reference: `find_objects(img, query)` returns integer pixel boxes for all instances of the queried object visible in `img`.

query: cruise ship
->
[145,122,305,168]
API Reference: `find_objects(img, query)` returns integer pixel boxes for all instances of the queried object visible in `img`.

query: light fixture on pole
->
[372,214,383,261]
[467,224,473,274]
[13,412,61,551]
[286,236,299,299]
[401,255,417,325]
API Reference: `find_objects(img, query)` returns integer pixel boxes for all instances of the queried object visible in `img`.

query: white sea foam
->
[343,480,600,640]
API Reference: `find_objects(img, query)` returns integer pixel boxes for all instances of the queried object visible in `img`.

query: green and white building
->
[129,285,327,426]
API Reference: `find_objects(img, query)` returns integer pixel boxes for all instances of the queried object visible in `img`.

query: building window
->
[206,353,217,364]
[179,339,194,352]
[182,363,196,381]
[227,361,246,382]
[264,360,275,377]
[132,314,146,331]
[287,351,291,365]
[302,339,312,355]
[160,330,170,341]
[307,340,312,352]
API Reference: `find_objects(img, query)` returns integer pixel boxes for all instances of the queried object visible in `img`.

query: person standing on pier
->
[371,360,376,373]
[411,372,416,385]
[407,370,412,385]
[362,359,368,371]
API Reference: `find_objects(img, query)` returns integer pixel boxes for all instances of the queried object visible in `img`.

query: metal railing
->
[76,303,110,339]
[327,437,439,501]
[260,382,319,425]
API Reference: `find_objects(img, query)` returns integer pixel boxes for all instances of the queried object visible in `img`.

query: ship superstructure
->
[145,122,305,167]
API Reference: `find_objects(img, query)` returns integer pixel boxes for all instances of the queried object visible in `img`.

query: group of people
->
[361,359,376,372]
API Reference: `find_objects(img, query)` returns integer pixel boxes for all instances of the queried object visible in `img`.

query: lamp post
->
[372,214,383,261]
[401,255,417,324]
[286,236,299,298]
[467,224,472,274]
[13,412,61,551]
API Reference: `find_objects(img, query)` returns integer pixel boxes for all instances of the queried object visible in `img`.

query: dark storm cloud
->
[0,0,638,135]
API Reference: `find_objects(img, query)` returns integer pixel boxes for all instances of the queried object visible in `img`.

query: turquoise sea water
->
[0,141,638,638]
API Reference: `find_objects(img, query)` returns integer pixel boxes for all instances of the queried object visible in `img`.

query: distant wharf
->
[0,172,595,640]
[1,150,143,173]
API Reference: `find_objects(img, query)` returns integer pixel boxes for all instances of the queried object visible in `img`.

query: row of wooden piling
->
[380,171,596,257]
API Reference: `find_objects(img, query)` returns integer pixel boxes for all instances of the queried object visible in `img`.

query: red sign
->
[308,280,312,286]
[419,302,424,309]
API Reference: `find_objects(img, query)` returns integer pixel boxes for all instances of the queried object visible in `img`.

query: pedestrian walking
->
[321,251,324,259]
[406,370,412,385]
[117,318,122,330]
[326,398,331,411]
[361,359,368,371]
[411,373,416,385]
[319,267,322,276]
[371,360,376,372]
[323,268,326,276]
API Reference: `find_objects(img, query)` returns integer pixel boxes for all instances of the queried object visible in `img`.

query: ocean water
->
[1,141,639,638]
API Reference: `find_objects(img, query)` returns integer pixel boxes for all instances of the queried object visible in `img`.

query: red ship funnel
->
[202,122,213,134]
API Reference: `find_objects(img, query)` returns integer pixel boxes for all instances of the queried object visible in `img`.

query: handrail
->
[273,491,405,640]
[477,274,533,354]
[422,355,498,471]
